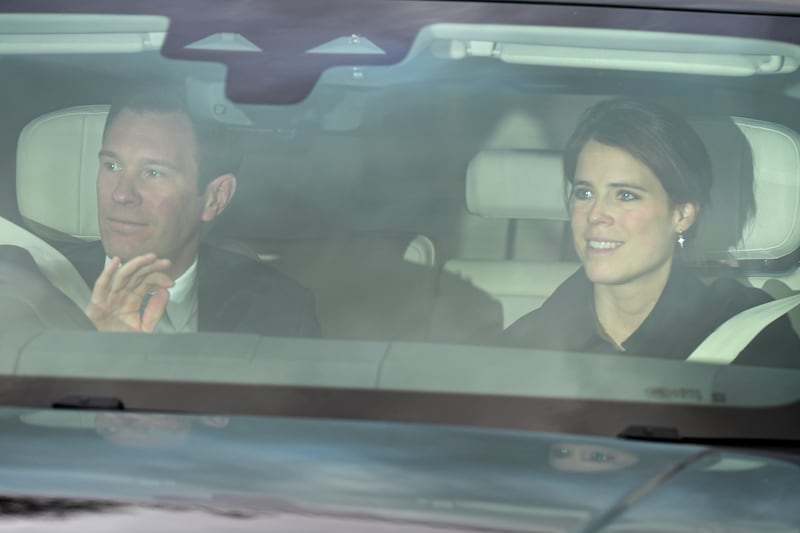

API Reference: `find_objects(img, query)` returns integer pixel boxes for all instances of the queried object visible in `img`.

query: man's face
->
[97,110,207,278]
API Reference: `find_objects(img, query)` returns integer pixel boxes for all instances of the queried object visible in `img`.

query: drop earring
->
[676,230,685,249]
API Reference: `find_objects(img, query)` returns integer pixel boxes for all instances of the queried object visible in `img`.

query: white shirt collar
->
[164,259,198,333]
[168,259,198,304]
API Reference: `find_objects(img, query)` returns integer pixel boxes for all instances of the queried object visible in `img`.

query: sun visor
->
[0,14,166,54]
[417,24,800,77]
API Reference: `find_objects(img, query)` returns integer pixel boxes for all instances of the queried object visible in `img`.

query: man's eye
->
[144,169,163,178]
[618,190,639,201]
[103,161,122,172]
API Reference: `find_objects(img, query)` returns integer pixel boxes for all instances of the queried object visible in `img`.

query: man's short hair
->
[104,83,240,190]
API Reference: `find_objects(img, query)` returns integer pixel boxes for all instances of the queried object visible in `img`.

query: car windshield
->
[0,0,799,440]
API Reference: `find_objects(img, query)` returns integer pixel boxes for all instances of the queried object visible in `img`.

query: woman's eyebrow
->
[573,179,649,193]
[608,182,649,192]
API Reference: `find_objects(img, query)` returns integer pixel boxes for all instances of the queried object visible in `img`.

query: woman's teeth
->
[588,241,621,249]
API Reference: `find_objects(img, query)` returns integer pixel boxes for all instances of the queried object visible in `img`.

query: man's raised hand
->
[84,254,174,332]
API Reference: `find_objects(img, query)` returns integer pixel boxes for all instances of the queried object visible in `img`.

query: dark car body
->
[2,407,800,531]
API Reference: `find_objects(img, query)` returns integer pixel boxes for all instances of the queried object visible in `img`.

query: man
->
[63,85,319,336]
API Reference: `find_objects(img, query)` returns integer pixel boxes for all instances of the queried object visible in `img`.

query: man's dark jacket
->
[61,241,320,337]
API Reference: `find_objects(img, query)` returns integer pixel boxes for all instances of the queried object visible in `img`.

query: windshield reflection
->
[549,442,639,473]
[95,413,229,448]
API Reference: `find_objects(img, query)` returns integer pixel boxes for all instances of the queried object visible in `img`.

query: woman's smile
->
[586,239,623,251]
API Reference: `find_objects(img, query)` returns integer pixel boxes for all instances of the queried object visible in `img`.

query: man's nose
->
[111,172,141,204]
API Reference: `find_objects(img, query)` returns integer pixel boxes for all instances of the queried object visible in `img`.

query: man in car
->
[62,84,320,336]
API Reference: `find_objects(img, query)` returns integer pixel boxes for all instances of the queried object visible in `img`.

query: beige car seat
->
[9,105,109,309]
[17,105,107,243]
[0,217,91,308]
[443,149,577,328]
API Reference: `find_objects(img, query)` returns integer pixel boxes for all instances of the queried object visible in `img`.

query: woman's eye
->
[618,190,639,201]
[144,169,163,178]
[573,188,592,200]
[103,161,122,172]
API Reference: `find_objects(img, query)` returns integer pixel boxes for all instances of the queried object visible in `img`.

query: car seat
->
[6,105,109,309]
[17,105,107,243]
[442,149,578,328]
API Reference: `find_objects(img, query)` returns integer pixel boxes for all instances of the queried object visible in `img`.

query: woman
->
[502,98,799,367]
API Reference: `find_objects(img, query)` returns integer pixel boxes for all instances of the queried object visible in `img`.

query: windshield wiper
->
[619,425,681,441]
[52,395,125,411]
[619,424,800,464]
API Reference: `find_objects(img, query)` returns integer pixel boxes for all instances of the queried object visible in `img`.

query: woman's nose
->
[587,197,613,224]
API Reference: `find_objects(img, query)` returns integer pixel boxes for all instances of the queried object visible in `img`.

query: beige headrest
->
[466,149,567,220]
[16,105,107,241]
[729,117,800,260]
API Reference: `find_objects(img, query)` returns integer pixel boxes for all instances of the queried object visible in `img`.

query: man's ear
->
[201,173,237,222]
[674,202,698,233]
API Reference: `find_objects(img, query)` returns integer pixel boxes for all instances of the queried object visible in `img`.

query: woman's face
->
[570,140,695,289]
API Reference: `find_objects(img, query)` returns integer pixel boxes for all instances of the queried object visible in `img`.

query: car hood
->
[0,407,798,532]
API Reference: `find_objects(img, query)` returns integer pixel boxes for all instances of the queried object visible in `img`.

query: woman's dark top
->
[501,265,800,368]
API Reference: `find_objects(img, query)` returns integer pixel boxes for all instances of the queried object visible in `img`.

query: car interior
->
[1,12,799,366]
[9,92,800,334]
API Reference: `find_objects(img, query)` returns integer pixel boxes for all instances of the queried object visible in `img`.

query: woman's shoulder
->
[667,265,773,312]
[702,274,800,368]
[704,275,773,306]
[500,268,594,349]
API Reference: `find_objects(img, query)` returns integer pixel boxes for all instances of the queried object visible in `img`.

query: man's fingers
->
[91,256,122,301]
[136,271,175,298]
[140,288,169,333]
[108,253,159,293]
[85,256,123,325]
[126,258,174,292]
[85,253,175,333]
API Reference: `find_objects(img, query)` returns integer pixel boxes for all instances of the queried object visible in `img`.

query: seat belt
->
[686,293,800,364]
[0,217,91,309]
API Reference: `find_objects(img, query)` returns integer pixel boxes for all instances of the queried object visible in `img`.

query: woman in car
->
[502,98,800,367]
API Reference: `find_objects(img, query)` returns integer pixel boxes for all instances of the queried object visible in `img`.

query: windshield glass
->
[1,0,799,423]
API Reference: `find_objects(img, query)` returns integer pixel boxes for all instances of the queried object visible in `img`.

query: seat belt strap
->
[0,217,91,309]
[687,293,800,364]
